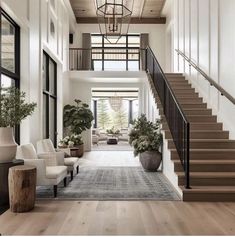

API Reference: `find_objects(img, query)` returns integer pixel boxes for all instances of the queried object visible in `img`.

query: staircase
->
[148,72,235,201]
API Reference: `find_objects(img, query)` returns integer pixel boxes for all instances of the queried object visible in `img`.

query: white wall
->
[162,0,174,72]
[1,0,74,145]
[70,23,167,70]
[168,0,235,138]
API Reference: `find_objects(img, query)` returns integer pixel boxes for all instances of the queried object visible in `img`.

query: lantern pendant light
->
[96,0,134,44]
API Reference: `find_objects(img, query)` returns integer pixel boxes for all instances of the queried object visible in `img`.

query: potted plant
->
[58,136,70,148]
[129,114,163,171]
[59,134,84,157]
[0,87,36,163]
[106,126,121,137]
[63,99,94,157]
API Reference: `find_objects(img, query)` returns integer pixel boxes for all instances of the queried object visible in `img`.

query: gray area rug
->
[37,167,180,200]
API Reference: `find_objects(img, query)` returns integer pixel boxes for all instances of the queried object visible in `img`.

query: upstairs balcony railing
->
[69,47,145,71]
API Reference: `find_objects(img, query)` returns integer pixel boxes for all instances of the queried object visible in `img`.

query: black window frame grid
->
[0,8,20,144]
[42,51,57,147]
[91,34,140,71]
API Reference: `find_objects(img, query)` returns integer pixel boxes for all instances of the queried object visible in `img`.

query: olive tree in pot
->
[0,87,36,163]
[129,114,163,171]
[63,99,94,157]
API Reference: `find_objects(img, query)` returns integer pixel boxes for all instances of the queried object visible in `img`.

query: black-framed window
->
[91,34,140,71]
[0,8,20,143]
[42,51,57,146]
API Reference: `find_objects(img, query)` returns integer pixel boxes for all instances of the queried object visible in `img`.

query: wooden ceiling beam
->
[76,17,166,24]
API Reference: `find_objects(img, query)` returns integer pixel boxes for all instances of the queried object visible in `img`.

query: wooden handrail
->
[176,49,235,105]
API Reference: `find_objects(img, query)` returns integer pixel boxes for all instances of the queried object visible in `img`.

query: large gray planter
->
[139,151,162,171]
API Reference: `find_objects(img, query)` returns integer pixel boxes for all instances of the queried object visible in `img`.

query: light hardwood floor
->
[1,152,233,235]
[1,200,235,235]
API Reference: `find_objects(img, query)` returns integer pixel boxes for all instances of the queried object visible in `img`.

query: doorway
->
[91,89,139,151]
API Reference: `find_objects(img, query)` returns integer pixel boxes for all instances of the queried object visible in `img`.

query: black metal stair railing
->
[146,46,191,189]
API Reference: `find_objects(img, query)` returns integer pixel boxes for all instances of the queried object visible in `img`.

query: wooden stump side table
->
[8,165,36,213]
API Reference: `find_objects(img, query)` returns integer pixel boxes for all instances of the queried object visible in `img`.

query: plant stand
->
[0,159,24,211]
[70,147,80,157]
[8,165,36,213]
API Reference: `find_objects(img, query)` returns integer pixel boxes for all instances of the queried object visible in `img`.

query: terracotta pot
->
[77,144,84,158]
[139,151,162,171]
[0,127,17,163]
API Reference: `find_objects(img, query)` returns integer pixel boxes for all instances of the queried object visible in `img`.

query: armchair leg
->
[64,177,67,187]
[70,171,73,181]
[77,166,79,174]
[53,185,58,198]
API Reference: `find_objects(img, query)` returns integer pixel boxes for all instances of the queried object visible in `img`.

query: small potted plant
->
[63,100,93,157]
[59,134,84,157]
[70,134,84,157]
[0,87,36,163]
[129,114,163,171]
[106,127,121,137]
[58,136,70,148]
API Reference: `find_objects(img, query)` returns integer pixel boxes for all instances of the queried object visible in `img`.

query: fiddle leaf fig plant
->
[0,87,37,127]
[63,99,94,135]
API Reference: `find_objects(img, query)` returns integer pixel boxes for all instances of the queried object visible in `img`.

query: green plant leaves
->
[63,99,94,135]
[0,87,36,127]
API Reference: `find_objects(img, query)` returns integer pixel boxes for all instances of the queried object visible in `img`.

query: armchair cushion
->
[54,151,65,166]
[46,166,67,179]
[64,157,79,166]
[57,148,71,157]
[37,139,56,153]
[23,158,47,185]
[16,143,38,160]
[38,152,58,166]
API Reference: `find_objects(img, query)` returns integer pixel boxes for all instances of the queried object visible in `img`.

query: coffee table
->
[107,137,118,145]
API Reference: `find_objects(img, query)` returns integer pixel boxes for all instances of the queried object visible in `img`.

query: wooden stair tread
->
[171,148,235,152]
[186,115,215,117]
[168,139,235,142]
[177,172,235,178]
[174,160,235,164]
[181,186,235,193]
[183,108,211,111]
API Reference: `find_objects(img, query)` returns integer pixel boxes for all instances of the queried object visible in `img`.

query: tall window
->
[42,52,57,146]
[91,34,140,71]
[0,8,20,143]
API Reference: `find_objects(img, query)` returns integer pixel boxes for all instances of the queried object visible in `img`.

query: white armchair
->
[16,143,68,198]
[36,139,79,180]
